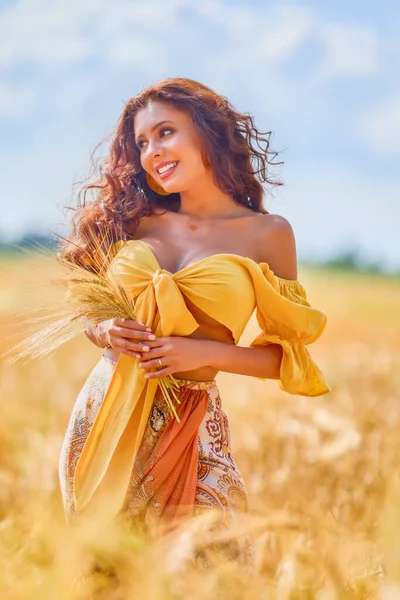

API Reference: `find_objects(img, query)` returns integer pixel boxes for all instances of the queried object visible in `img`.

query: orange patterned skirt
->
[59,355,254,566]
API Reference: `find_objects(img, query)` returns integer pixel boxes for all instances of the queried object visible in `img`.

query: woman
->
[58,77,330,564]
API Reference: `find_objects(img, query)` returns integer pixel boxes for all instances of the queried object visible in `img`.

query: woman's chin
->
[161,183,181,195]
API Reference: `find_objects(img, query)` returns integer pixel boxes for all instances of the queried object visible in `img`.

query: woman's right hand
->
[93,318,156,357]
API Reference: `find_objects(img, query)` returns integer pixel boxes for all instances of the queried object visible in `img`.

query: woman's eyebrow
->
[135,120,176,140]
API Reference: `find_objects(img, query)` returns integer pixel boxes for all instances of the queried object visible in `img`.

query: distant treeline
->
[0,233,399,277]
[0,233,58,252]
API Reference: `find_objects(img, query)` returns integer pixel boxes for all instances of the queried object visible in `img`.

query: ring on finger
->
[158,358,163,368]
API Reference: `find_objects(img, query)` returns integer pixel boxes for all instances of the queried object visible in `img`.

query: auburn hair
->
[59,77,283,267]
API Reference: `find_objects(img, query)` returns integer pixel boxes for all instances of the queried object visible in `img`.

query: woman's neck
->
[178,179,242,219]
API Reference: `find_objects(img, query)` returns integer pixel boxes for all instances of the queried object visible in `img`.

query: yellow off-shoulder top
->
[74,239,330,516]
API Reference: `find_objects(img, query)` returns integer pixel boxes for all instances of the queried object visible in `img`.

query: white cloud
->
[0,82,36,117]
[0,0,186,66]
[359,96,400,156]
[190,2,315,64]
[0,0,95,65]
[318,25,379,77]
[256,5,314,62]
[0,0,315,68]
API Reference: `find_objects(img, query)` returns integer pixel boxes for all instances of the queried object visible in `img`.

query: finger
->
[133,342,155,358]
[112,327,155,341]
[114,339,151,353]
[137,346,165,359]
[144,367,171,379]
[139,357,167,371]
[142,338,166,349]
[116,318,152,332]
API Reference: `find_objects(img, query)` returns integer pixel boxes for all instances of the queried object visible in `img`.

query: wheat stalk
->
[2,227,182,421]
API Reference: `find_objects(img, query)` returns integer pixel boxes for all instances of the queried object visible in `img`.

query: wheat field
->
[1,253,400,599]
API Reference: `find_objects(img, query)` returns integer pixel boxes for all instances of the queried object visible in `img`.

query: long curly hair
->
[60,77,284,267]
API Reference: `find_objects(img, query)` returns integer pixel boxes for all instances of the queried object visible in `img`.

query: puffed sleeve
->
[249,263,330,397]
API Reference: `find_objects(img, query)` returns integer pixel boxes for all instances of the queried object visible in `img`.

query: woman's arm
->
[136,336,283,380]
[201,340,283,379]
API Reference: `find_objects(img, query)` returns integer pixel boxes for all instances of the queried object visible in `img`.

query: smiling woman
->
[61,77,283,268]
[55,77,330,576]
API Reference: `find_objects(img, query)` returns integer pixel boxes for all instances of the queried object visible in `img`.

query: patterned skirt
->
[59,355,254,567]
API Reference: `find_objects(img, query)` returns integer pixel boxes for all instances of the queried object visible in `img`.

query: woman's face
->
[134,100,209,194]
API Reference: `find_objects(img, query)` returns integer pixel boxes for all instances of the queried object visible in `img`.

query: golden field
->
[1,253,400,599]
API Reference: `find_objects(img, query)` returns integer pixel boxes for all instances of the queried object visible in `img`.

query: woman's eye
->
[160,127,173,137]
[137,128,173,150]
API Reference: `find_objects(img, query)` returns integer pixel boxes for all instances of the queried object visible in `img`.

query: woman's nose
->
[145,139,161,157]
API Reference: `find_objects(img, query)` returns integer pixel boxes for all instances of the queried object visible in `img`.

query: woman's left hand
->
[136,336,212,378]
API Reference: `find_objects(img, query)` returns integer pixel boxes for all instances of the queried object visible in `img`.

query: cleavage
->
[139,238,222,274]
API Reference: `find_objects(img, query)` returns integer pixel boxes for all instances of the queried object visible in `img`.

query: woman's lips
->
[158,163,178,180]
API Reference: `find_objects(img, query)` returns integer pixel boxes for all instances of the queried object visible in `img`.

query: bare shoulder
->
[254,213,298,280]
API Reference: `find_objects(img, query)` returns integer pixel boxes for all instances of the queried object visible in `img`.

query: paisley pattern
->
[59,355,254,565]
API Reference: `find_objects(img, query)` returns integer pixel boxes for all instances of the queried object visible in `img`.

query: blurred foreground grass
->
[1,254,400,598]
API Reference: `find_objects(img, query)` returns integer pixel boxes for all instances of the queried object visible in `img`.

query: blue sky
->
[0,0,399,271]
